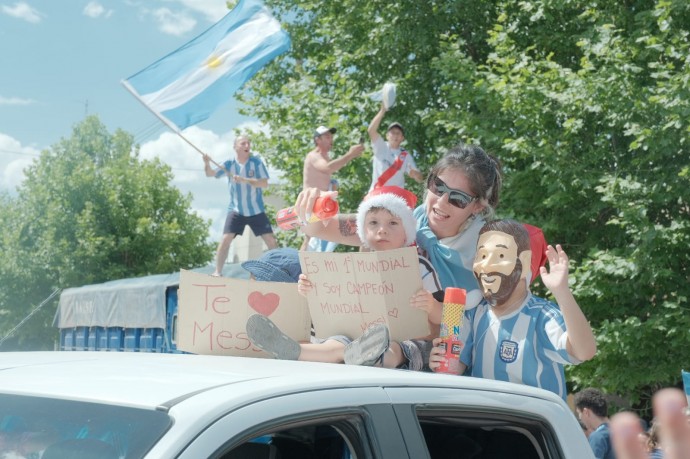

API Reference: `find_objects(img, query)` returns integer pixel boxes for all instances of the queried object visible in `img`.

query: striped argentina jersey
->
[215,156,269,216]
[458,293,580,400]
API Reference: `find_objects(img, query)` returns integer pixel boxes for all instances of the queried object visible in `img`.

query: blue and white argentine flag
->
[122,0,290,131]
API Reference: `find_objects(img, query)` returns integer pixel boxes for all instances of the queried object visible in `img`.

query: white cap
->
[382,82,397,110]
[356,193,417,248]
[314,126,336,137]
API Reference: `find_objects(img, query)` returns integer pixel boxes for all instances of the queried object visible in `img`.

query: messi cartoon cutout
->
[473,222,533,311]
[430,219,597,401]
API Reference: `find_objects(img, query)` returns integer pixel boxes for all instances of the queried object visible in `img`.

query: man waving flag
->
[123,0,290,131]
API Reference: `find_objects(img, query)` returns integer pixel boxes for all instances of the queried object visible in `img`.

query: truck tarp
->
[54,264,249,329]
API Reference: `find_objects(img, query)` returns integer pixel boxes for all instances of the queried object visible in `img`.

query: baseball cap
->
[241,248,302,283]
[314,126,337,138]
[387,122,404,135]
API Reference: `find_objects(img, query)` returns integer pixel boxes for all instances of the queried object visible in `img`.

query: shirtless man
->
[301,125,364,250]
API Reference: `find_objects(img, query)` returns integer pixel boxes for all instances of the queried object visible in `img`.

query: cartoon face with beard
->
[473,230,532,306]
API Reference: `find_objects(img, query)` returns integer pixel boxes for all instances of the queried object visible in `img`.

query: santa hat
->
[357,192,417,248]
[365,185,417,208]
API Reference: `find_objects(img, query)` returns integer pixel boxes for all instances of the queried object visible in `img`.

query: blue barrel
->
[123,328,142,351]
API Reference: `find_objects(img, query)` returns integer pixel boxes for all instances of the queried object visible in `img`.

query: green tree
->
[0,116,214,350]
[240,0,690,411]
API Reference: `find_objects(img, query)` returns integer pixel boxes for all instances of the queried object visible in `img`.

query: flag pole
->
[121,80,230,175]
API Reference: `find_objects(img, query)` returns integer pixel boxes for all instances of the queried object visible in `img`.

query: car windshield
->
[0,394,171,458]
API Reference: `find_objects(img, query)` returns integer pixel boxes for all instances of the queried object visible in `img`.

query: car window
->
[415,409,562,459]
[218,420,358,459]
[0,394,171,459]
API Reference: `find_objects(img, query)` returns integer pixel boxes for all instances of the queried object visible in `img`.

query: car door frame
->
[171,386,411,459]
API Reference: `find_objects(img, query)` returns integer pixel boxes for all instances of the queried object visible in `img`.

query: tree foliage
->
[240,0,690,409]
[0,116,214,350]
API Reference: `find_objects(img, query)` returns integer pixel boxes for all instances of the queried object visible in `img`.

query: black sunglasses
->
[427,175,477,209]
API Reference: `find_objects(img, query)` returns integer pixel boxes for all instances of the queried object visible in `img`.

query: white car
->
[0,352,593,459]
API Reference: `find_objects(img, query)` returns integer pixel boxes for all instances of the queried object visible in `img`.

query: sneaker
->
[344,324,390,366]
[246,314,301,360]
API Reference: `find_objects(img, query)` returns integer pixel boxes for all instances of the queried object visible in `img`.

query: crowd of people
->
[575,386,690,459]
[204,104,689,459]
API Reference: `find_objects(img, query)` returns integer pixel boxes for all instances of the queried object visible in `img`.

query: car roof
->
[0,351,564,410]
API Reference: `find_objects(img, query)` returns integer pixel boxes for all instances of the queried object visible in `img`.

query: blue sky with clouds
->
[0,0,270,241]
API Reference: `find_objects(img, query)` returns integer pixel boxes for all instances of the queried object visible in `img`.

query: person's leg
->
[260,232,279,250]
[298,340,346,363]
[395,339,429,371]
[214,212,242,276]
[248,213,279,250]
[214,233,235,276]
[246,314,345,363]
[380,341,405,369]
[346,340,422,369]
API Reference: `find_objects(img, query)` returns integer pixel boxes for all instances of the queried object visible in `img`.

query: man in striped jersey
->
[430,219,596,400]
[204,135,278,277]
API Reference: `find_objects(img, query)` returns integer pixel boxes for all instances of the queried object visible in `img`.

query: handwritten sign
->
[177,269,311,357]
[299,247,429,342]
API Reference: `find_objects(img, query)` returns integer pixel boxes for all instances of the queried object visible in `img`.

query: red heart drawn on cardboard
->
[248,291,280,316]
[387,308,399,318]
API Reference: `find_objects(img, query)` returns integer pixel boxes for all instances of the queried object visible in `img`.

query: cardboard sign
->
[177,269,311,357]
[299,247,429,342]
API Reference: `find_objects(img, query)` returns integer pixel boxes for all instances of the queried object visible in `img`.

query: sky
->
[0,0,270,241]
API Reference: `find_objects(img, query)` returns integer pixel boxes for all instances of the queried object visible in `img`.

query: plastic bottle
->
[437,287,466,374]
[275,195,340,230]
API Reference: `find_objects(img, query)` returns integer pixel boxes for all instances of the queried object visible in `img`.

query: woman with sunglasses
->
[295,143,502,308]
[294,144,504,371]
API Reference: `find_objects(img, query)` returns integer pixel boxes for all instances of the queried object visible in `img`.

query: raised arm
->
[368,104,387,142]
[540,244,597,362]
[294,188,363,246]
[310,145,364,175]
[408,168,425,183]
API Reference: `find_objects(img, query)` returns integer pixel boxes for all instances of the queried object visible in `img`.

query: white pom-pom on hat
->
[357,193,417,248]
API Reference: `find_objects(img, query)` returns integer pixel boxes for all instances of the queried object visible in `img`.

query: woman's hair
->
[427,144,502,217]
[646,420,661,452]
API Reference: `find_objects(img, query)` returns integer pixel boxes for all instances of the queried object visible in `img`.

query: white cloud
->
[174,0,230,23]
[127,1,229,37]
[0,133,40,193]
[83,1,113,19]
[1,2,42,23]
[152,7,196,36]
[0,96,35,106]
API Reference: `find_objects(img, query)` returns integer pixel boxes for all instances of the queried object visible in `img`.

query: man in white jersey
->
[429,219,597,400]
[367,104,424,191]
[204,135,278,277]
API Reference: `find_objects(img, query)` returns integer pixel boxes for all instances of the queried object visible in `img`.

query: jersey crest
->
[499,340,519,363]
